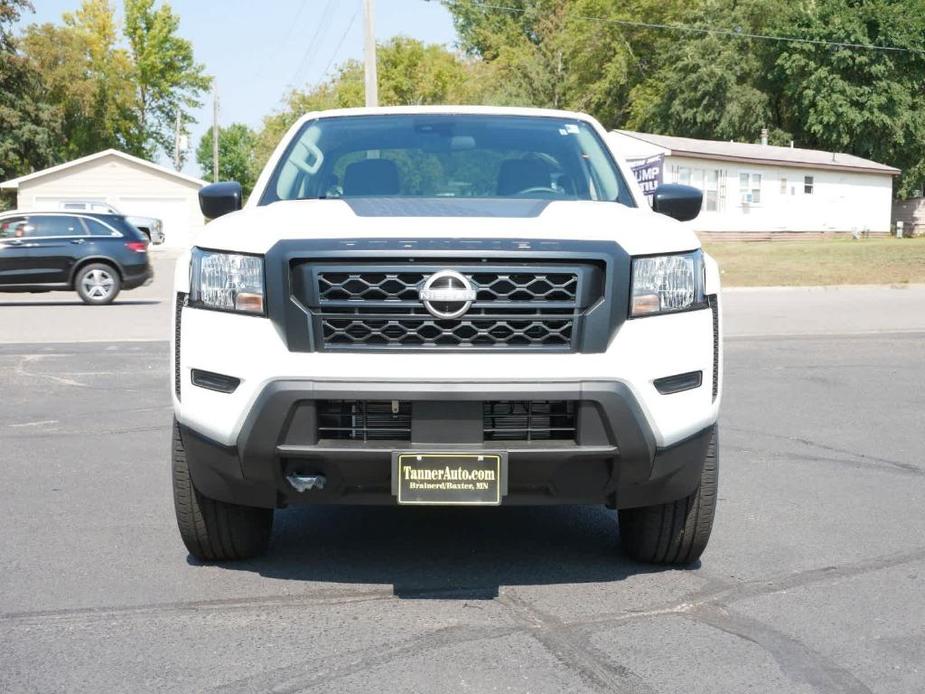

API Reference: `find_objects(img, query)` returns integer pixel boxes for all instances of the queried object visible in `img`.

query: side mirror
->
[199,182,243,220]
[651,184,702,222]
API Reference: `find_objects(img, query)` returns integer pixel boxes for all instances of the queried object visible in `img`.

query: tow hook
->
[286,474,327,493]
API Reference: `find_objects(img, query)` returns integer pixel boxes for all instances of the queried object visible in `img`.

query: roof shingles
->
[614,130,900,175]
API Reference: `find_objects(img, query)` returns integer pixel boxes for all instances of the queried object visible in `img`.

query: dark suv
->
[0,211,153,305]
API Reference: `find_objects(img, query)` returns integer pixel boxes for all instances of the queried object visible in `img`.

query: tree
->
[625,0,792,143]
[770,0,925,197]
[196,123,257,196]
[377,36,487,105]
[443,0,925,196]
[442,0,692,125]
[22,1,136,159]
[254,37,486,170]
[123,0,211,159]
[0,0,60,193]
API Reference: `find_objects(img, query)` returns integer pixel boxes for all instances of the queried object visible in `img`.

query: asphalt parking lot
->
[1,261,923,693]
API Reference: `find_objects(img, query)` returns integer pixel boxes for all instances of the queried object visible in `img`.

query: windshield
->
[260,114,633,206]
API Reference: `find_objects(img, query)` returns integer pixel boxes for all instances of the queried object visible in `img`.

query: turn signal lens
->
[234,292,264,314]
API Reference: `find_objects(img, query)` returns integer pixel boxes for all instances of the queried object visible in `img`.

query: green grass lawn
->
[703,237,925,287]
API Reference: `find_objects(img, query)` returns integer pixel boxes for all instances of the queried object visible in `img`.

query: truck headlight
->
[190,248,265,315]
[631,251,705,317]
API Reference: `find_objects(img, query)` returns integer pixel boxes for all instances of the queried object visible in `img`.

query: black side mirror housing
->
[651,184,702,222]
[199,182,243,220]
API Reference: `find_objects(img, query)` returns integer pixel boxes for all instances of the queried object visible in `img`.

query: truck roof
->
[293,105,600,126]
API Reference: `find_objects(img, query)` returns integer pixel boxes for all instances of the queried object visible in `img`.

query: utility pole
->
[212,87,220,182]
[363,0,378,107]
[173,110,182,172]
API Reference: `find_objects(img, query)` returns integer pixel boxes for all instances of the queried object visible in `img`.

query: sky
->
[19,0,460,176]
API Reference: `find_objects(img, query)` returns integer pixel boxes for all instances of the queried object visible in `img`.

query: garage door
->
[117,197,196,248]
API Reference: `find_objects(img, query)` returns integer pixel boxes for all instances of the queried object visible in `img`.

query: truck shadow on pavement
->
[196,504,685,599]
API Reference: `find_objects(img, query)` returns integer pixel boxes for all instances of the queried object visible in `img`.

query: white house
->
[0,149,206,248]
[609,130,900,238]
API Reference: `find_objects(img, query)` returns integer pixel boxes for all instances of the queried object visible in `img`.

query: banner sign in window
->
[630,155,664,200]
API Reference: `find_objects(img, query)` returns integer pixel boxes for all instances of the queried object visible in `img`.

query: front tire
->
[619,426,718,565]
[172,420,273,561]
[75,263,121,305]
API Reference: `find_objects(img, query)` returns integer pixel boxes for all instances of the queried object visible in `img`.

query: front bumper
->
[179,379,714,510]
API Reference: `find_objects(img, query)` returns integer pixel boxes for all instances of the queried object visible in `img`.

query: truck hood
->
[193,198,700,256]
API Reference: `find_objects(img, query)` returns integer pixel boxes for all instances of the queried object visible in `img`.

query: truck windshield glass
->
[261,114,633,206]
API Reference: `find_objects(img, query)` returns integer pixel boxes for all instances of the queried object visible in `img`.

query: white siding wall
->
[608,132,895,235]
[662,156,894,234]
[16,155,204,248]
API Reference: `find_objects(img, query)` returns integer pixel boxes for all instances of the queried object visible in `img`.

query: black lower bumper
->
[122,262,153,289]
[179,380,714,510]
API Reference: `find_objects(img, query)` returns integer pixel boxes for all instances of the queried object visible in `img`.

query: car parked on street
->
[171,106,722,565]
[0,211,153,304]
[57,200,165,245]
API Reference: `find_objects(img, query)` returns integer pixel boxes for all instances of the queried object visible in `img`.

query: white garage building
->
[0,149,206,249]
[609,130,900,239]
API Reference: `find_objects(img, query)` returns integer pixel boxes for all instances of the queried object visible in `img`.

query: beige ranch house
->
[0,149,206,249]
[610,130,900,239]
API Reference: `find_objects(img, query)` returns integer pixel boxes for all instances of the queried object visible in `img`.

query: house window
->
[804,176,814,194]
[739,173,762,204]
[671,165,722,211]
[704,170,720,211]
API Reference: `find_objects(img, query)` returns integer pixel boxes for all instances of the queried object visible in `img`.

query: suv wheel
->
[75,263,121,305]
[619,426,718,565]
[171,420,273,561]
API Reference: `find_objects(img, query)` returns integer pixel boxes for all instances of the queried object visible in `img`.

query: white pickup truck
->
[170,106,722,565]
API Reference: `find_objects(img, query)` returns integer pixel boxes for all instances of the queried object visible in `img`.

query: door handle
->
[9,239,24,245]
[70,238,86,245]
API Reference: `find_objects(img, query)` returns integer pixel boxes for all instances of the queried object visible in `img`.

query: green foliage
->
[23,1,137,158]
[254,37,487,171]
[123,0,211,159]
[443,0,925,197]
[7,0,211,180]
[196,123,258,197]
[0,0,61,184]
[769,0,925,197]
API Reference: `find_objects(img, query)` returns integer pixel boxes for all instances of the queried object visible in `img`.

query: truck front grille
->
[297,261,602,352]
[317,400,413,442]
[321,314,573,348]
[315,399,578,443]
[318,271,579,303]
[483,400,577,442]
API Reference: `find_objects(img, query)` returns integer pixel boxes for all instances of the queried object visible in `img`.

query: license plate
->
[392,452,506,506]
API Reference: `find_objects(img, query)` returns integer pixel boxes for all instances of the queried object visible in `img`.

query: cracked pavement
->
[1,289,924,692]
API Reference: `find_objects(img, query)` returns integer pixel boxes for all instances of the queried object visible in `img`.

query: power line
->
[288,0,339,89]
[442,0,925,55]
[321,5,361,79]
[250,0,312,83]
